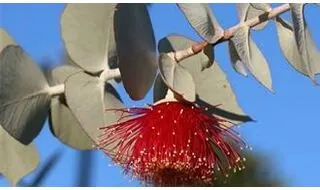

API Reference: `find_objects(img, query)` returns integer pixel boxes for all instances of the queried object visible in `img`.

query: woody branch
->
[173,3,290,63]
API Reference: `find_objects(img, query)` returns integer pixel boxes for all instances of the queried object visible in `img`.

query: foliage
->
[0,3,319,186]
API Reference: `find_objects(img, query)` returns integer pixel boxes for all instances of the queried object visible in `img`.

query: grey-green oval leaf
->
[0,45,50,145]
[275,16,320,78]
[159,53,196,102]
[102,83,125,154]
[48,64,82,86]
[177,3,223,44]
[289,4,320,81]
[158,34,212,74]
[195,63,253,128]
[115,3,157,100]
[0,28,16,53]
[49,65,93,150]
[231,26,273,91]
[0,126,39,186]
[61,4,116,73]
[107,20,121,84]
[65,72,105,146]
[236,3,270,30]
[228,40,248,76]
[108,20,118,70]
[250,3,271,12]
[153,74,168,102]
[50,97,94,150]
[154,35,251,127]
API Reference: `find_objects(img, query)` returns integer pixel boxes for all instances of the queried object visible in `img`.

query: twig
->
[173,3,291,63]
[48,68,121,97]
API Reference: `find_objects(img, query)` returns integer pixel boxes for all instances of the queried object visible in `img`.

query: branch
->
[48,84,65,96]
[222,3,290,41]
[100,68,121,81]
[48,68,121,97]
[173,3,290,63]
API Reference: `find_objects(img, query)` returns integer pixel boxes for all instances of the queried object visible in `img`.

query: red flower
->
[98,101,247,186]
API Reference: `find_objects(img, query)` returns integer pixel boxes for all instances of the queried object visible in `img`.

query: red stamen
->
[98,101,247,186]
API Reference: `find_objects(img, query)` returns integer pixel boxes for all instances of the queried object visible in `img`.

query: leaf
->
[236,3,270,30]
[65,72,105,146]
[114,3,157,100]
[48,64,82,86]
[275,16,320,78]
[153,74,168,102]
[236,4,249,22]
[48,64,94,150]
[228,40,248,76]
[50,97,94,150]
[0,28,16,53]
[231,26,273,91]
[195,63,253,127]
[0,126,39,186]
[107,19,121,84]
[177,3,223,44]
[108,20,118,70]
[159,53,196,102]
[104,83,124,126]
[158,34,213,75]
[155,35,252,127]
[65,72,123,149]
[250,3,271,12]
[275,17,306,75]
[100,83,125,155]
[289,4,320,81]
[61,4,116,73]
[0,45,50,144]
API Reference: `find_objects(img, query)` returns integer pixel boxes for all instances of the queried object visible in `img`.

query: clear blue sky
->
[0,3,320,187]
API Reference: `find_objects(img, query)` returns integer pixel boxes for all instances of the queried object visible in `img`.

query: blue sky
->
[0,3,320,187]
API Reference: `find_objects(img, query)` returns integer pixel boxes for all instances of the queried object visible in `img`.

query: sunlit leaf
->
[107,19,121,84]
[177,3,223,44]
[276,16,320,78]
[49,65,94,150]
[159,53,196,102]
[48,64,82,86]
[231,26,273,91]
[155,35,251,127]
[0,28,16,53]
[108,20,118,70]
[64,72,122,150]
[289,4,320,81]
[228,40,248,76]
[158,35,212,75]
[104,83,124,126]
[115,3,157,100]
[236,3,270,30]
[0,45,50,144]
[99,83,125,155]
[0,126,39,186]
[61,4,116,73]
[65,72,105,146]
[195,63,253,127]
[250,3,271,12]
